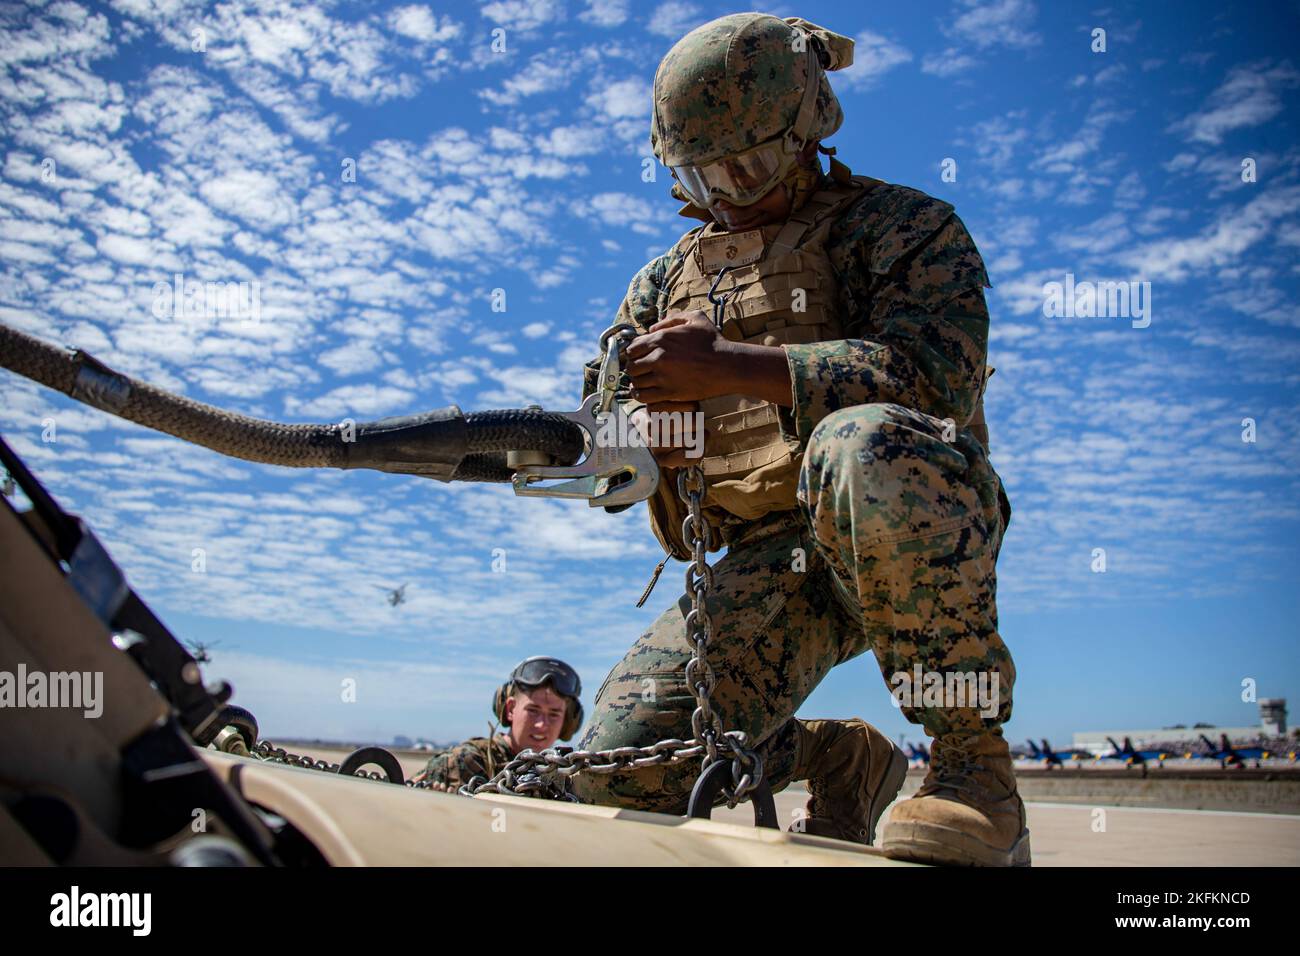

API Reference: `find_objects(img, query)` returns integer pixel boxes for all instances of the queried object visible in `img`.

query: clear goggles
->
[670,137,799,209]
[511,656,581,698]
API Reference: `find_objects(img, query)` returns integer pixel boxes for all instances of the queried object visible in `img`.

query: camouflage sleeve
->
[782,194,991,444]
[417,741,491,788]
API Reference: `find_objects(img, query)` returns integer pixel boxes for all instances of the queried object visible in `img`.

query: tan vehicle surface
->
[202,751,907,867]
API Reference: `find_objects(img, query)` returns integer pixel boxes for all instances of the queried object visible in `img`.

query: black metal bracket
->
[338,747,406,784]
[685,761,779,829]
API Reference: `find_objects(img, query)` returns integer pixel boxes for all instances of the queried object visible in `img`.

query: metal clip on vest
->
[511,324,660,509]
[708,266,734,327]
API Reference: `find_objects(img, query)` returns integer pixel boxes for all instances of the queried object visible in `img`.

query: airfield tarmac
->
[712,788,1300,866]
[287,745,1300,866]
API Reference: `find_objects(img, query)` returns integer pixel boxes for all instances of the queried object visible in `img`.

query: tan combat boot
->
[790,718,909,846]
[881,729,1031,866]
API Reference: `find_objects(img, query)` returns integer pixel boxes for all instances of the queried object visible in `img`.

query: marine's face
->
[505,685,567,753]
[709,184,793,232]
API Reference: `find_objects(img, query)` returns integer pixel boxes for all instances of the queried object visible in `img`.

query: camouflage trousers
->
[570,403,1016,814]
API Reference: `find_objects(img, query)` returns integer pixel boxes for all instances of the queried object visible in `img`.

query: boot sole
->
[882,821,1032,867]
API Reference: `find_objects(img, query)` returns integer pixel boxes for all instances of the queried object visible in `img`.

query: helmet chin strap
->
[781,151,824,215]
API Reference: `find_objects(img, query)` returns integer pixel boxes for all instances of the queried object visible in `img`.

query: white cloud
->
[646,1,704,39]
[387,6,461,44]
[285,383,416,418]
[572,192,668,236]
[1052,211,1131,255]
[475,363,574,408]
[199,169,297,229]
[1118,185,1300,283]
[586,76,649,119]
[1093,63,1127,86]
[585,75,650,144]
[0,1,114,67]
[479,49,594,106]
[97,233,176,268]
[1032,102,1129,174]
[116,0,437,130]
[921,48,978,77]
[962,110,1030,172]
[535,124,605,157]
[579,0,629,28]
[480,0,565,32]
[835,31,913,91]
[319,341,388,377]
[1170,60,1300,145]
[1114,171,1146,209]
[923,0,1040,76]
[944,0,1041,51]
[224,64,342,143]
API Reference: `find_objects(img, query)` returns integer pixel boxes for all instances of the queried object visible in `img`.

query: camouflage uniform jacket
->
[584,172,994,544]
[418,735,515,789]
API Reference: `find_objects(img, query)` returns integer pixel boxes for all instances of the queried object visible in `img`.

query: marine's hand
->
[629,400,701,469]
[624,311,796,410]
[624,311,739,404]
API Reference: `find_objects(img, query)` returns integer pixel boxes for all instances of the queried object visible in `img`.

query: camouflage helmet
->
[651,14,855,169]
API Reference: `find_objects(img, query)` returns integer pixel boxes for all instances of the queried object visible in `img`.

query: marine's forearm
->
[714,340,795,407]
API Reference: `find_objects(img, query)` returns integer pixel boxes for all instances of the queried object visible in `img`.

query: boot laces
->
[806,776,827,817]
[926,733,980,796]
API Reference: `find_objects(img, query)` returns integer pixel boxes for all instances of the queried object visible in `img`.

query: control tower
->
[1260,699,1287,736]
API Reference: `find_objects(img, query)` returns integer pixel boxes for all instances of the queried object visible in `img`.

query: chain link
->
[251,741,401,785]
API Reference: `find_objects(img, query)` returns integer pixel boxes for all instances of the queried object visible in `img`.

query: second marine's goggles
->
[511,656,582,699]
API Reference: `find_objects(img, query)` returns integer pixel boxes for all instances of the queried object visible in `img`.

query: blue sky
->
[1,0,1297,750]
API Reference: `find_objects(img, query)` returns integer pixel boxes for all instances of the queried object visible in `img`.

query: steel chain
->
[677,464,762,806]
[251,740,403,785]
[459,323,764,808]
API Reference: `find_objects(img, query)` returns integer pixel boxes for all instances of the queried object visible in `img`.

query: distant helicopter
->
[375,583,409,607]
[185,639,221,664]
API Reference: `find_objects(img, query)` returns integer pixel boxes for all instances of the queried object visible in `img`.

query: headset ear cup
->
[493,682,512,726]
[561,699,584,740]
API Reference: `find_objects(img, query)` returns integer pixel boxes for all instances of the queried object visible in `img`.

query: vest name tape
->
[697,228,765,273]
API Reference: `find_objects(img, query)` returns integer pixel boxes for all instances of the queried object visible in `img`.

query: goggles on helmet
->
[670,136,800,209]
[510,656,581,699]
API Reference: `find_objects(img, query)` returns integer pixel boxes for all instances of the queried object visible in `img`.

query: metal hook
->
[595,322,636,415]
[599,322,637,352]
[707,267,733,329]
